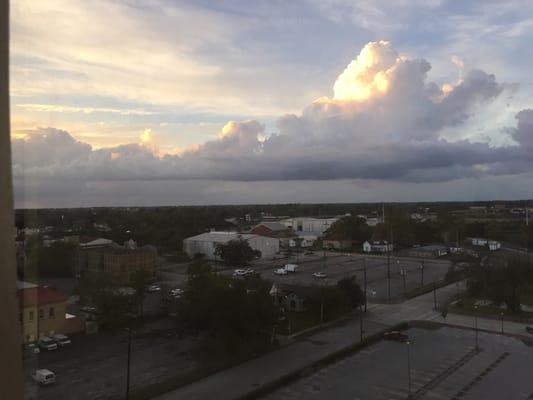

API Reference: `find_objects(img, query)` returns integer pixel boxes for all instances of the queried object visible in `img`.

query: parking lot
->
[262,326,533,400]
[23,324,200,400]
[220,252,451,302]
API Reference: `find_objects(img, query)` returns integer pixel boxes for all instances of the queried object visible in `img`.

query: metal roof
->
[184,231,259,243]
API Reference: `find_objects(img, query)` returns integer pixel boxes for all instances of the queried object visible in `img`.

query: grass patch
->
[278,307,350,335]
[450,297,533,321]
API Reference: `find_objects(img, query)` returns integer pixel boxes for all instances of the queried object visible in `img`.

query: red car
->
[384,331,409,343]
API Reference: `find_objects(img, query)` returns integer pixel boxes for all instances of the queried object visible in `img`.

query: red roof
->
[17,287,68,308]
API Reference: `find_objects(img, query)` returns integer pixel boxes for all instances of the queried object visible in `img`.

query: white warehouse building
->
[183,231,279,261]
[280,217,338,238]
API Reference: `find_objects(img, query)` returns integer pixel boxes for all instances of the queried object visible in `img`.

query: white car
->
[274,268,288,275]
[53,334,71,347]
[146,284,161,293]
[38,337,58,351]
[313,272,327,279]
[233,268,255,277]
[32,369,56,386]
[170,288,184,298]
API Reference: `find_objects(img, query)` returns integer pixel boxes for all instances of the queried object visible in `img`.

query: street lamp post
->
[363,258,367,313]
[420,259,425,287]
[500,312,504,334]
[359,304,364,343]
[402,268,407,295]
[433,281,437,310]
[126,327,132,400]
[406,341,412,399]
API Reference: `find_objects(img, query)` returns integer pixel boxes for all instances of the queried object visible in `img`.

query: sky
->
[9,0,533,208]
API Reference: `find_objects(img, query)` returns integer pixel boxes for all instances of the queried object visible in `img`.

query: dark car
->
[526,326,533,334]
[384,331,409,343]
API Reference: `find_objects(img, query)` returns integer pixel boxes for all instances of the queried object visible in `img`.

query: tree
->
[467,255,533,313]
[214,239,260,267]
[187,253,212,277]
[179,271,277,352]
[337,276,365,309]
[131,268,150,318]
[326,216,371,244]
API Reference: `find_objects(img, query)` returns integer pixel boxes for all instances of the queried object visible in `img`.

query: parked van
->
[31,369,56,385]
[284,264,299,273]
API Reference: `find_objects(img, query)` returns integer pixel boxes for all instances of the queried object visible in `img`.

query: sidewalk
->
[154,281,533,400]
[154,317,388,400]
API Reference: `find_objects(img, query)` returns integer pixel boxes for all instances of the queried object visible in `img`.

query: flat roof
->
[185,232,259,243]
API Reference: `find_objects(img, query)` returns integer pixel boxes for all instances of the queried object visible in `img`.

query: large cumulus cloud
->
[11,41,533,191]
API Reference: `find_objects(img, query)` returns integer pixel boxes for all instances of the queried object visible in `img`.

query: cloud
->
[11,41,533,207]
[508,109,533,149]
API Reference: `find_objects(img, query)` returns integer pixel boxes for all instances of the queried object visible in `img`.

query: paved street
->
[155,281,533,400]
[221,252,451,302]
[263,326,533,400]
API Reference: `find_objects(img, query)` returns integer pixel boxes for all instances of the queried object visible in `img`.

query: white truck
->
[32,369,56,385]
[283,264,299,273]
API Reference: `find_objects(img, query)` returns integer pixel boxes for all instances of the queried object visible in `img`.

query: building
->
[269,283,316,312]
[363,240,393,253]
[407,245,448,258]
[470,238,501,251]
[487,240,501,251]
[250,222,295,247]
[280,217,339,238]
[323,235,353,250]
[183,231,279,261]
[101,240,158,283]
[357,214,383,226]
[78,238,158,284]
[470,237,488,246]
[17,282,69,343]
[76,237,115,278]
[289,237,314,248]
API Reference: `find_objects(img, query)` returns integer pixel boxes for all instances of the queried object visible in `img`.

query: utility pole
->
[402,268,407,295]
[387,224,392,302]
[420,258,425,287]
[126,327,132,400]
[406,341,412,399]
[363,258,367,313]
[474,305,479,351]
[500,312,504,335]
[433,281,437,310]
[359,304,364,343]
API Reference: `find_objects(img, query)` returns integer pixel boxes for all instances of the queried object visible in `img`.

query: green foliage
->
[95,290,136,328]
[179,268,277,351]
[187,253,212,276]
[326,216,371,243]
[467,255,533,313]
[20,240,77,279]
[336,276,365,308]
[214,239,260,267]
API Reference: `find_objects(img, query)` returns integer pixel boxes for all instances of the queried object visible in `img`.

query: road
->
[220,252,451,302]
[155,281,533,400]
